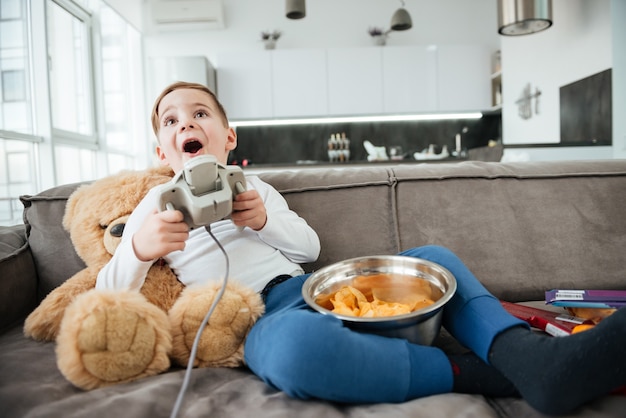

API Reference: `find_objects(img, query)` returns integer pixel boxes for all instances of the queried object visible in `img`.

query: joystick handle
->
[232,181,247,232]
[156,155,246,229]
[235,181,246,195]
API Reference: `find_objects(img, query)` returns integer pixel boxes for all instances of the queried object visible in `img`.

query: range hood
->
[498,0,553,36]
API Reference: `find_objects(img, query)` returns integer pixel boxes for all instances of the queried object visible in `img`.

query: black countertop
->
[241,157,467,173]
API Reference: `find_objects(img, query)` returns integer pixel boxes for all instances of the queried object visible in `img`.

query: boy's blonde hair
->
[150,81,229,139]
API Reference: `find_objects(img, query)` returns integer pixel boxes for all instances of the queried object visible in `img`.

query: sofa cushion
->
[259,167,400,272]
[20,183,86,301]
[0,224,37,332]
[392,160,626,301]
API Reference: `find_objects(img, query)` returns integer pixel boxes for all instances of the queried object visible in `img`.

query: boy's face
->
[155,88,236,173]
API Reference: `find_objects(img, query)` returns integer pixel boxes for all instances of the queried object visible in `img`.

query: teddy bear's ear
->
[160,165,175,176]
[61,166,172,234]
[149,165,175,179]
[62,184,91,232]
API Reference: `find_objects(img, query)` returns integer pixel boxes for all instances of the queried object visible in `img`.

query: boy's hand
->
[231,189,267,231]
[132,209,189,261]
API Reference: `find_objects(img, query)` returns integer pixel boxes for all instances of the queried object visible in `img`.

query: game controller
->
[157,155,246,229]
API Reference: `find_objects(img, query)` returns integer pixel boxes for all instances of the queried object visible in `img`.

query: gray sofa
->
[1,160,625,418]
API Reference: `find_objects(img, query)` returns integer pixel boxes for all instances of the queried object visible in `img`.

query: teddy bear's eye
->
[110,223,125,237]
[99,224,107,230]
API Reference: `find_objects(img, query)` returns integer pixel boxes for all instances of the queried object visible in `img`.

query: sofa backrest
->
[260,160,626,302]
[21,160,626,303]
[395,161,626,301]
[20,182,86,301]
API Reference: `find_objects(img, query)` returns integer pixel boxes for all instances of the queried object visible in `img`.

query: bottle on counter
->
[341,132,350,162]
[328,134,337,162]
[337,133,344,162]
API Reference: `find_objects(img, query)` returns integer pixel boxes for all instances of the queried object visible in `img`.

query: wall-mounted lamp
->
[498,0,552,36]
[390,0,412,31]
[286,0,305,19]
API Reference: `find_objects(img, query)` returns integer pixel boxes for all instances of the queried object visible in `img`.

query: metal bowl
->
[302,255,457,345]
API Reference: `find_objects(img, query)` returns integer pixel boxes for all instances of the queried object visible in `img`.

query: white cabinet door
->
[436,45,491,112]
[272,49,328,118]
[382,46,438,113]
[216,45,492,120]
[148,56,216,106]
[327,47,384,115]
[216,51,273,120]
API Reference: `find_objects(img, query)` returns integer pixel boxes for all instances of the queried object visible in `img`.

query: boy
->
[98,81,626,415]
[96,81,320,293]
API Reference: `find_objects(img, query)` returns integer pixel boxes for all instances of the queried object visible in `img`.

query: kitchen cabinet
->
[272,49,328,117]
[326,47,384,115]
[217,45,492,120]
[148,56,216,107]
[216,50,273,120]
[435,45,491,112]
[382,46,438,113]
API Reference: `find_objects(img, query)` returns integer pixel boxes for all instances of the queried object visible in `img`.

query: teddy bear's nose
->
[110,223,125,238]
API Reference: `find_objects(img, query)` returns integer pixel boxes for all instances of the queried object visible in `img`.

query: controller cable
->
[169,224,229,418]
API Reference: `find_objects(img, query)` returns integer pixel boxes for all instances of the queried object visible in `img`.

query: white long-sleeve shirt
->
[96,176,320,293]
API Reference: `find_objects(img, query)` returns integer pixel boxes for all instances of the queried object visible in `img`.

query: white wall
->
[500,0,626,162]
[141,0,500,62]
[501,146,614,163]
[612,0,626,160]
[107,0,624,161]
[500,0,611,146]
[104,0,143,31]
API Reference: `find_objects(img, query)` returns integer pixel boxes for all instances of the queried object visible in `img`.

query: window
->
[54,144,95,184]
[0,0,34,135]
[97,4,145,161]
[0,0,149,225]
[2,70,26,102]
[0,138,36,223]
[47,0,95,141]
[0,0,37,224]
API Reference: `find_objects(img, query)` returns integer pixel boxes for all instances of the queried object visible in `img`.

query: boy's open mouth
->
[183,140,203,154]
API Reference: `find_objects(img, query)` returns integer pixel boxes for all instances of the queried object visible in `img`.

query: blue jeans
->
[244,245,525,403]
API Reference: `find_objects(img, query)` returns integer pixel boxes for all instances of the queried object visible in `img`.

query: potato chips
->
[318,274,438,318]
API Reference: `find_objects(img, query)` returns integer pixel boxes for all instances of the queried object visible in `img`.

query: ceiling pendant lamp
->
[286,0,306,20]
[498,0,553,36]
[390,0,412,31]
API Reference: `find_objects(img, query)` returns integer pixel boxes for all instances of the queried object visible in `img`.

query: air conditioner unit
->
[152,0,225,31]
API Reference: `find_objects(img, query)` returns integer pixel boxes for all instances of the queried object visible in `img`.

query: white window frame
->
[0,0,150,225]
[47,0,98,148]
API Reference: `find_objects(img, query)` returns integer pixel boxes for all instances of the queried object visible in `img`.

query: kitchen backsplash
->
[229,113,501,166]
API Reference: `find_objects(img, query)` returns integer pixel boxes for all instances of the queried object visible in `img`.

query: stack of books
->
[545,289,626,309]
[500,301,591,337]
[501,290,625,337]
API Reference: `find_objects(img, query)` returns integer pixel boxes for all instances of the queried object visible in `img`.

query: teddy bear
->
[23,166,264,390]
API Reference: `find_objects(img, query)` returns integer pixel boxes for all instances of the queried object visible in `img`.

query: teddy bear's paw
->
[169,282,264,368]
[56,289,172,390]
